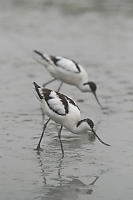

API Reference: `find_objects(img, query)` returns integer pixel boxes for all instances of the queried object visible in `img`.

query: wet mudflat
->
[0,0,133,199]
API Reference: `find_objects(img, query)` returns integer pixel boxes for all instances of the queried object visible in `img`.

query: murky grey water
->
[1,0,133,199]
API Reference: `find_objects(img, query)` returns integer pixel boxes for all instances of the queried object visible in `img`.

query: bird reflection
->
[57,158,63,180]
[36,151,101,199]
[36,149,64,185]
[36,150,47,184]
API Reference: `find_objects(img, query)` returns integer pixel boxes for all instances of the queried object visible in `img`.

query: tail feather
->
[33,82,43,99]
[34,50,51,63]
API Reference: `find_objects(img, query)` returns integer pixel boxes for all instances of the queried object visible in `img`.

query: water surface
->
[0,0,133,199]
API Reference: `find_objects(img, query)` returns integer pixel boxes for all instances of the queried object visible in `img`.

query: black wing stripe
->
[57,93,69,114]
[50,56,81,73]
[71,59,81,73]
[42,88,79,115]
[65,96,80,111]
[44,89,68,116]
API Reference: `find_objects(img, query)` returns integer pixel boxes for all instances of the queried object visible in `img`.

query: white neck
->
[78,83,90,92]
[69,120,90,134]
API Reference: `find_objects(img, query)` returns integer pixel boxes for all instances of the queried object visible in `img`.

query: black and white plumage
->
[33,50,102,107]
[33,82,110,158]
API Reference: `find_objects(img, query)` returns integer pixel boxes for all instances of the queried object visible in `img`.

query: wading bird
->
[34,50,102,107]
[33,82,110,158]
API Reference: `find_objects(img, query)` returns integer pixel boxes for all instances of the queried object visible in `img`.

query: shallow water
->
[0,0,133,199]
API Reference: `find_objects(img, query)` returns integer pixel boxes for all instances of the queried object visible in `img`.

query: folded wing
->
[50,56,81,73]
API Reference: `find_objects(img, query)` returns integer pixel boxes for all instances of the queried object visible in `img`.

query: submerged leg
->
[58,126,64,158]
[43,78,56,87]
[57,81,63,92]
[36,118,51,151]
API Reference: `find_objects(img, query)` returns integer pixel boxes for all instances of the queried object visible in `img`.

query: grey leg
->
[43,78,56,87]
[57,81,63,92]
[58,126,64,158]
[36,118,51,151]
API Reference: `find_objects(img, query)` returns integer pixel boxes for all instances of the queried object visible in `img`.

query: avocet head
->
[78,118,110,146]
[83,81,102,108]
[77,118,94,132]
[87,119,110,146]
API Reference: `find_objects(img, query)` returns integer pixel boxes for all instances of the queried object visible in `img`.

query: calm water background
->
[0,0,133,199]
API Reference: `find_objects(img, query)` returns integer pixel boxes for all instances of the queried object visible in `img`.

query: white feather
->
[55,57,80,73]
[47,91,66,115]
